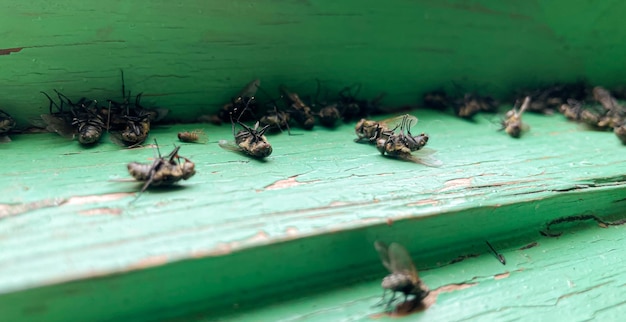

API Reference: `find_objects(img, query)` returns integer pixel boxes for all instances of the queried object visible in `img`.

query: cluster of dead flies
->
[3,79,626,200]
[195,79,386,159]
[31,70,170,148]
[196,79,445,167]
[422,81,626,142]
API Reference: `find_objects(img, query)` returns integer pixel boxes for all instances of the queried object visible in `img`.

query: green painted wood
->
[1,109,625,321]
[3,1,626,127]
[201,225,626,321]
[3,1,626,321]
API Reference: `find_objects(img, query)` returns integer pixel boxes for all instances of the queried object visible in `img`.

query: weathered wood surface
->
[3,1,626,127]
[0,109,625,321]
[3,1,626,319]
[207,224,626,321]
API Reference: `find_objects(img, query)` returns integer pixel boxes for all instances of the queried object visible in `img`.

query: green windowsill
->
[1,109,625,321]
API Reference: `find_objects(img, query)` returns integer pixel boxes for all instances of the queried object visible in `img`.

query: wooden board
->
[206,224,626,321]
[1,109,625,321]
[3,1,626,127]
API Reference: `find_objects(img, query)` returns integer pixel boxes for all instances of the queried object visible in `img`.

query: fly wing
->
[40,114,75,139]
[388,243,420,283]
[109,131,128,147]
[380,114,418,133]
[374,241,393,273]
[218,139,243,153]
[146,108,170,122]
[187,129,209,143]
[239,79,260,98]
[403,148,443,167]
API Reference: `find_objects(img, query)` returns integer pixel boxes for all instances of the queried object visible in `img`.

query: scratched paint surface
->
[202,225,626,322]
[2,1,626,319]
[3,1,626,128]
[0,108,625,320]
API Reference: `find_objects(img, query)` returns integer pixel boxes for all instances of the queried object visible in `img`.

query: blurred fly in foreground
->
[374,241,429,312]
[500,96,531,138]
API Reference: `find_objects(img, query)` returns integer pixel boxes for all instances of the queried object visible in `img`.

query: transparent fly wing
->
[402,148,443,167]
[147,108,170,122]
[109,132,127,147]
[239,79,260,98]
[218,139,243,153]
[29,117,49,128]
[380,114,418,133]
[521,123,530,132]
[388,243,419,283]
[374,241,393,273]
[40,114,75,139]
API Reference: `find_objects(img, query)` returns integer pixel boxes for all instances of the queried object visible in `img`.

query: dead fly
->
[559,99,585,121]
[375,115,441,167]
[58,94,106,145]
[452,93,498,119]
[258,105,294,134]
[219,108,273,158]
[0,109,16,143]
[337,83,385,122]
[517,82,588,114]
[500,96,531,138]
[374,241,429,312]
[354,114,416,144]
[280,85,316,130]
[422,90,449,111]
[559,87,625,130]
[589,86,625,129]
[310,79,341,128]
[107,71,152,147]
[127,141,196,201]
[317,104,342,128]
[110,109,151,148]
[214,79,260,124]
[178,129,208,143]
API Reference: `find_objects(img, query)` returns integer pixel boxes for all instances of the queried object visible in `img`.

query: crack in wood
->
[540,214,626,237]
[519,241,539,250]
[78,207,123,216]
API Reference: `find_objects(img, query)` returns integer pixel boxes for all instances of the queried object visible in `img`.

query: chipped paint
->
[127,255,170,270]
[285,226,299,236]
[407,199,439,207]
[439,177,473,192]
[0,199,65,218]
[263,175,319,191]
[65,193,133,205]
[494,272,510,280]
[78,208,123,216]
[0,47,23,55]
